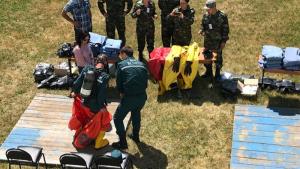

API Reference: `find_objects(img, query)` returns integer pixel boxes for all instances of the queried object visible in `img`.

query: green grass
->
[1,0,300,168]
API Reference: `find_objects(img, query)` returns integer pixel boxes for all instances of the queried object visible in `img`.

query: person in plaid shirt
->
[62,0,92,43]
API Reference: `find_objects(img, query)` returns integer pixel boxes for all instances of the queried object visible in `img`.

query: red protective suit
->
[148,48,171,81]
[68,96,112,149]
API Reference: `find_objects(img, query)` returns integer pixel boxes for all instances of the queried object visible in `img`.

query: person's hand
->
[198,30,205,36]
[170,9,176,16]
[136,9,141,15]
[179,12,184,19]
[69,92,76,98]
[123,11,129,16]
[120,93,124,99]
[73,21,80,28]
[103,12,108,18]
[153,14,158,19]
[220,42,226,50]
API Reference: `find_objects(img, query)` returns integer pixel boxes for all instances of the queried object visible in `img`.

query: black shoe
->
[128,134,140,143]
[111,141,128,150]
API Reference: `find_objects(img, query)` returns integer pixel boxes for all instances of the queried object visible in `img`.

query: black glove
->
[184,61,192,76]
[172,57,180,73]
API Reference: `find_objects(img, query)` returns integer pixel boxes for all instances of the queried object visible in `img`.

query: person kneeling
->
[68,57,112,149]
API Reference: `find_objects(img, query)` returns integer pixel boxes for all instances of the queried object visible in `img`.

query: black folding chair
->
[59,153,94,169]
[6,146,47,169]
[94,152,133,169]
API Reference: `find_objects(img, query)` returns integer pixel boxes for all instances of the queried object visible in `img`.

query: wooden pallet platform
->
[0,93,130,165]
[231,104,300,169]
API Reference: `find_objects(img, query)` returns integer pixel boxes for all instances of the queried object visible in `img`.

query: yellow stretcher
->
[159,42,200,95]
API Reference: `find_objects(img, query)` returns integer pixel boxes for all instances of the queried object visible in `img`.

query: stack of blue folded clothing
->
[102,38,122,60]
[259,45,283,69]
[89,32,107,57]
[283,47,300,70]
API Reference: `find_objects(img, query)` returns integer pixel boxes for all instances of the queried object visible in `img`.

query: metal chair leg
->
[42,153,47,169]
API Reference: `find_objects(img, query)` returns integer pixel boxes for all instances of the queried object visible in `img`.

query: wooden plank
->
[236,110,300,120]
[231,149,300,165]
[235,115,300,127]
[233,122,300,134]
[232,141,300,155]
[231,156,299,169]
[233,129,300,140]
[231,162,285,169]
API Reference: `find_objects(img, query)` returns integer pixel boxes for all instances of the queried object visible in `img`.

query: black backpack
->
[57,42,73,58]
[33,63,54,83]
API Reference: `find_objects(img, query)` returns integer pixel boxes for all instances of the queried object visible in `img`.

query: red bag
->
[148,48,171,81]
[69,96,112,149]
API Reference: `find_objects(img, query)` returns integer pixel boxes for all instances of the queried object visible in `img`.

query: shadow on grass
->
[268,95,300,109]
[132,142,168,169]
[157,75,238,106]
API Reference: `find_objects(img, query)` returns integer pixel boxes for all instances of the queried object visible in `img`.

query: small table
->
[198,48,217,64]
[258,55,300,84]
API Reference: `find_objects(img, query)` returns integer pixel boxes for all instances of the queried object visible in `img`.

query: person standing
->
[62,0,92,43]
[98,0,133,47]
[73,32,94,73]
[167,0,195,46]
[131,0,157,61]
[199,0,229,81]
[112,46,148,149]
[158,0,180,47]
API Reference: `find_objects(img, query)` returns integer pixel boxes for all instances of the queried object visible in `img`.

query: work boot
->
[112,135,128,150]
[128,133,140,143]
[94,131,109,149]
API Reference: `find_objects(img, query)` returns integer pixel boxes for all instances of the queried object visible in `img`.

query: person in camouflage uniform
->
[131,0,157,61]
[199,0,229,80]
[98,0,133,47]
[167,0,195,46]
[158,0,180,47]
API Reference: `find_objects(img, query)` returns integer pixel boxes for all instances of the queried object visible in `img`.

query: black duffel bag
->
[33,63,54,83]
[57,42,73,58]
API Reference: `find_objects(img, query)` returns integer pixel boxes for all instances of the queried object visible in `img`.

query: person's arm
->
[158,0,165,10]
[72,68,85,94]
[89,46,94,66]
[125,0,133,15]
[180,8,195,26]
[116,64,124,94]
[97,0,108,17]
[96,72,110,107]
[61,10,79,28]
[221,13,230,47]
[131,3,139,18]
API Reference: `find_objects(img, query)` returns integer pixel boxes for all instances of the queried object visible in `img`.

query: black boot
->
[112,134,128,150]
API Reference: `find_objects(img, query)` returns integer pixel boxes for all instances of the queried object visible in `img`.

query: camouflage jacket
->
[131,0,156,25]
[98,0,133,16]
[201,10,229,49]
[158,0,179,17]
[167,6,195,41]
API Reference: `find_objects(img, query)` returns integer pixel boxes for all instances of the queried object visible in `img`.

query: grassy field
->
[0,0,300,168]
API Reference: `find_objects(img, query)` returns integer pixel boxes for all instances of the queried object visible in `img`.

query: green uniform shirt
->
[131,0,157,26]
[158,0,179,17]
[116,57,148,96]
[201,10,229,49]
[73,65,110,113]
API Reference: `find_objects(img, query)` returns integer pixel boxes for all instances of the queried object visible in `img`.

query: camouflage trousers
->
[136,22,155,54]
[106,15,126,47]
[161,16,173,47]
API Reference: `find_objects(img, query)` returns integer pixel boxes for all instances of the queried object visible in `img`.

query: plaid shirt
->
[63,0,92,32]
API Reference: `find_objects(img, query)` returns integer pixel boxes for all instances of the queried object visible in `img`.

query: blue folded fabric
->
[283,47,300,68]
[262,45,283,60]
[103,39,122,52]
[89,32,107,45]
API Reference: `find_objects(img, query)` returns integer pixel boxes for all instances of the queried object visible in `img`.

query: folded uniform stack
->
[259,45,283,69]
[102,38,122,61]
[283,47,300,70]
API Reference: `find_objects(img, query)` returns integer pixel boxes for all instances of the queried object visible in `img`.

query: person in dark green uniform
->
[199,0,229,81]
[158,0,180,47]
[167,0,195,46]
[112,46,148,150]
[98,0,133,47]
[131,0,157,61]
